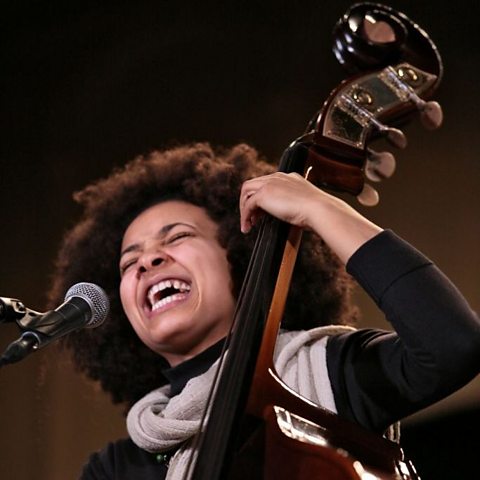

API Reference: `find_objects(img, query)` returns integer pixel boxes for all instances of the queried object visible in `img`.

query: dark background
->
[1,1,479,479]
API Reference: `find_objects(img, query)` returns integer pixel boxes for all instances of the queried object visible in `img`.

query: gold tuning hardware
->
[339,94,408,149]
[385,66,444,130]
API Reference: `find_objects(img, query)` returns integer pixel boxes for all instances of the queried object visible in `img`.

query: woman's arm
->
[240,173,480,431]
[329,230,480,431]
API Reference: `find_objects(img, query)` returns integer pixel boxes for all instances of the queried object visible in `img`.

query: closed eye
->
[120,259,137,275]
[167,231,194,244]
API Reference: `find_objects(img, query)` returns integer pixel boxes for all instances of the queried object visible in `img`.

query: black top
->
[80,340,224,479]
[80,230,480,479]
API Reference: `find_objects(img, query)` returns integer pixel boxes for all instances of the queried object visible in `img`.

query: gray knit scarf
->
[126,326,356,480]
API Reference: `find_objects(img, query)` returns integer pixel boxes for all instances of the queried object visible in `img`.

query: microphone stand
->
[0,296,43,367]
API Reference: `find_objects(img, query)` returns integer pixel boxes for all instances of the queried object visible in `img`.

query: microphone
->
[0,282,109,366]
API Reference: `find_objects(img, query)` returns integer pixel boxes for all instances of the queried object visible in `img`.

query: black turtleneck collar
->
[161,339,225,397]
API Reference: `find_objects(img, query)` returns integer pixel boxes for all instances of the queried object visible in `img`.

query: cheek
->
[119,276,135,314]
[209,252,235,297]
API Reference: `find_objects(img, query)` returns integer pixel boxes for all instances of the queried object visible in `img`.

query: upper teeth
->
[147,279,191,306]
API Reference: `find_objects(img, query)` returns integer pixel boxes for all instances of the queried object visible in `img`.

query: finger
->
[240,192,254,233]
[240,189,264,233]
[240,176,268,200]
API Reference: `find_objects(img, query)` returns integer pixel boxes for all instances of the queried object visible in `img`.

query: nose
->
[137,249,169,275]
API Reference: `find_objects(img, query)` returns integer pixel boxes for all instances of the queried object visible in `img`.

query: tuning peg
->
[365,149,396,182]
[416,99,443,130]
[376,124,408,149]
[357,183,379,206]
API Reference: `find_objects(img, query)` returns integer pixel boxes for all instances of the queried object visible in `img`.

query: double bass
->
[188,3,443,479]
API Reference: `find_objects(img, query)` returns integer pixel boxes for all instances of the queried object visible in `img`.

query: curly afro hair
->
[47,142,357,408]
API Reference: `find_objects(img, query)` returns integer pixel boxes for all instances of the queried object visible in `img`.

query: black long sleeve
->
[327,230,480,432]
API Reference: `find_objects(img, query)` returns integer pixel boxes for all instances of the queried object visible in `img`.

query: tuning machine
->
[340,93,408,149]
[385,66,444,130]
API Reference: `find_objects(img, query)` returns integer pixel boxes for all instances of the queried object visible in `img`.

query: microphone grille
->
[64,282,110,327]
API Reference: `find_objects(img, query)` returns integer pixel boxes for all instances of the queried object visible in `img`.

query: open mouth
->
[147,279,191,312]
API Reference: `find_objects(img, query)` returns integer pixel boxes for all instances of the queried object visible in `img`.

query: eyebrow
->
[120,222,194,258]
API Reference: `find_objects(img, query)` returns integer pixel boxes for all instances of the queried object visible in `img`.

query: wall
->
[1,1,479,478]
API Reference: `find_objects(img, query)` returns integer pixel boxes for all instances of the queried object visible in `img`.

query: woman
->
[48,142,480,479]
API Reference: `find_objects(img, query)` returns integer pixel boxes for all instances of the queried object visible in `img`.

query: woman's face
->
[119,200,236,366]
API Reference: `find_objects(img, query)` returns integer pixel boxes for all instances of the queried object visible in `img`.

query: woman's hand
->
[240,172,322,232]
[240,172,383,263]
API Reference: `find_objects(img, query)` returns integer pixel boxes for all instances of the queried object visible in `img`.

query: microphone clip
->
[0,297,41,325]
